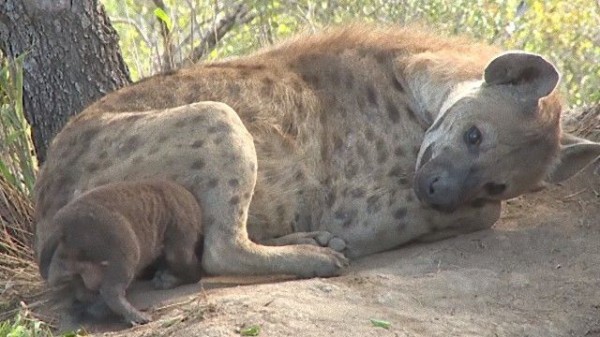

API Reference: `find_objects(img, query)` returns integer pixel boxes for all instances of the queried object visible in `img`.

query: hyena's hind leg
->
[171,103,349,278]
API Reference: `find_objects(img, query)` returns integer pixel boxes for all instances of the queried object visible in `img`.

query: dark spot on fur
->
[344,163,358,179]
[386,99,400,123]
[294,170,304,181]
[291,80,303,93]
[397,221,407,231]
[191,140,204,148]
[302,73,320,87]
[366,195,381,214]
[328,69,341,86]
[398,177,409,186]
[345,72,355,90]
[388,165,403,177]
[366,85,378,106]
[393,207,407,219]
[191,159,206,170]
[148,146,160,155]
[191,114,207,124]
[392,77,404,92]
[85,162,100,173]
[326,190,336,208]
[356,142,369,161]
[80,127,100,145]
[406,105,418,123]
[249,162,256,172]
[376,139,388,164]
[406,193,414,202]
[334,209,358,228]
[174,120,186,128]
[365,128,375,142]
[98,150,108,160]
[351,188,366,198]
[484,183,506,196]
[228,179,239,188]
[333,135,343,151]
[208,121,232,134]
[100,160,113,169]
[213,136,225,145]
[229,195,240,205]
[228,84,241,96]
[374,51,388,64]
[243,192,251,200]
[158,135,169,143]
[118,135,140,156]
[394,146,404,157]
[132,156,144,165]
[204,216,215,226]
[208,178,219,189]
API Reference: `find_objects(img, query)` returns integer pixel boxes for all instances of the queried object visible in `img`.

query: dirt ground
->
[51,109,599,337]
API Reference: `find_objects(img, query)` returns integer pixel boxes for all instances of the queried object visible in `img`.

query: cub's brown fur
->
[40,180,203,325]
[35,25,600,282]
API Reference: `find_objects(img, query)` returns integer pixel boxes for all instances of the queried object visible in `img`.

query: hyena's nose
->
[415,171,460,212]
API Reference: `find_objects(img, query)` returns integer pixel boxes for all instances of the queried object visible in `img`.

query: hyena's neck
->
[400,58,484,129]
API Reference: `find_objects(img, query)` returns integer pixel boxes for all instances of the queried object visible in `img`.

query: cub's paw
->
[151,269,183,290]
[124,309,152,326]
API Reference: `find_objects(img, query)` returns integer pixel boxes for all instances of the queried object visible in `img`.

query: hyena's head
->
[414,52,600,212]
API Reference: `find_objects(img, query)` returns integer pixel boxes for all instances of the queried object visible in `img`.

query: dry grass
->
[0,174,45,321]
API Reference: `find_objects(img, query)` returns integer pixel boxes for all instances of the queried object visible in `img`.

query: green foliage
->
[0,310,86,337]
[0,56,37,198]
[102,0,599,106]
[0,313,52,337]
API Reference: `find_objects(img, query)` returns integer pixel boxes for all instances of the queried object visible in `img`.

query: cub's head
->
[414,51,600,212]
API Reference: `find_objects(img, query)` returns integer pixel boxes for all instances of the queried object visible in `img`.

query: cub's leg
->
[153,234,203,290]
[99,261,151,325]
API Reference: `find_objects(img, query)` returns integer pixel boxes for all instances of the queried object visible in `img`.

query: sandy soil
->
[52,110,599,337]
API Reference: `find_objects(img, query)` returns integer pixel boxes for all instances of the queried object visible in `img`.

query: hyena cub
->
[38,179,204,325]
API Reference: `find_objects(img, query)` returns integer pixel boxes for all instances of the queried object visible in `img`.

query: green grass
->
[0,55,37,199]
[0,312,53,337]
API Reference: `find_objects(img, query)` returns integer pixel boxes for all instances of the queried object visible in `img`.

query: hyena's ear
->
[484,51,560,102]
[545,133,600,183]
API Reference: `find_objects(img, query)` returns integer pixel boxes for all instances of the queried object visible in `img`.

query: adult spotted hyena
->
[35,25,600,279]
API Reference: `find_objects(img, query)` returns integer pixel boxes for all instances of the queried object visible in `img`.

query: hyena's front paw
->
[298,245,349,278]
[263,231,347,252]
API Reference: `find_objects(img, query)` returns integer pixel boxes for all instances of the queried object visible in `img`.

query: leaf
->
[153,7,173,31]
[370,318,391,329]
[240,325,261,336]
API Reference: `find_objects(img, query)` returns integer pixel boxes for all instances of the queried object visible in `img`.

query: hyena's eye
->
[464,126,482,147]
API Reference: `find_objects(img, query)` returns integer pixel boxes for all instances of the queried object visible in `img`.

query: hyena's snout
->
[414,155,478,212]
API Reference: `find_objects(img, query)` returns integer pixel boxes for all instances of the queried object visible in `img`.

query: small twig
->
[562,188,587,200]
[153,0,175,72]
[110,18,152,47]
[184,3,256,64]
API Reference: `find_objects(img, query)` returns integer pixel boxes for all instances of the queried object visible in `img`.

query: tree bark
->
[0,0,131,163]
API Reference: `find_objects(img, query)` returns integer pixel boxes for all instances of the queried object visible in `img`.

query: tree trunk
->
[0,0,131,163]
